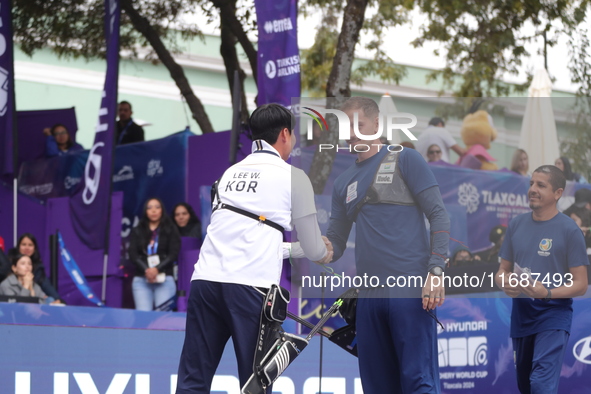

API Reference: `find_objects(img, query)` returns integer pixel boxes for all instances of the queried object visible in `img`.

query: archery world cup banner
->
[70,0,120,250]
[429,165,531,252]
[255,0,300,107]
[0,0,16,176]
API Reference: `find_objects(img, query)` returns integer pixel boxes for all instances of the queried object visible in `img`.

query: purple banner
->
[0,0,16,176]
[70,0,120,250]
[255,0,300,107]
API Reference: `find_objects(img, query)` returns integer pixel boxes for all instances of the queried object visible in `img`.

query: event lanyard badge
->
[147,236,165,283]
[118,119,134,144]
[147,235,159,266]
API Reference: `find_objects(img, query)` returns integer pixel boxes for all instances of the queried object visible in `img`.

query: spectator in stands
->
[555,157,587,184]
[476,225,507,264]
[416,117,466,163]
[172,203,202,241]
[450,246,480,267]
[427,144,443,162]
[129,198,180,311]
[0,254,47,299]
[43,124,83,157]
[116,101,145,145]
[400,141,415,149]
[510,149,529,176]
[8,233,62,302]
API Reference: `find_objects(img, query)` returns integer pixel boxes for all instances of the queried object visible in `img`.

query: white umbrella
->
[518,69,560,171]
[378,93,400,145]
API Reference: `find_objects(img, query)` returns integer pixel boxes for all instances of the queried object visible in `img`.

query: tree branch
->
[326,0,369,98]
[221,22,249,123]
[211,0,257,84]
[308,0,369,194]
[121,0,215,133]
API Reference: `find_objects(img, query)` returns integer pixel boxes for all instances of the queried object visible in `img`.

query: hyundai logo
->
[573,336,591,365]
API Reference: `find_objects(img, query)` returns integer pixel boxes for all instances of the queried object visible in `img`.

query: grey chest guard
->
[353,150,415,221]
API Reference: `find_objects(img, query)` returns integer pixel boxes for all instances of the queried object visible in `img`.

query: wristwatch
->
[429,266,444,276]
[543,288,552,302]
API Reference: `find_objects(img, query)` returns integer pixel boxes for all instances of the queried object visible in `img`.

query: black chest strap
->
[217,203,285,233]
[211,178,285,233]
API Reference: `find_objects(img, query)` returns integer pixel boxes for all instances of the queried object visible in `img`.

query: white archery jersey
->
[192,140,317,288]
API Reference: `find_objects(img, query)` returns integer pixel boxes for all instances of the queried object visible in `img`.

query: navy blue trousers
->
[512,330,569,394]
[356,296,440,394]
[176,280,264,393]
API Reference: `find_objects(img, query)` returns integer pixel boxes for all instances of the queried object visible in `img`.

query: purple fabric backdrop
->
[0,183,47,253]
[70,0,120,250]
[47,193,123,276]
[47,192,123,306]
[0,184,123,306]
[174,130,250,311]
[15,108,79,166]
[186,131,250,220]
[177,237,200,312]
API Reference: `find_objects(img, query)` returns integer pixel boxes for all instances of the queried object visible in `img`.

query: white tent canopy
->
[518,68,560,172]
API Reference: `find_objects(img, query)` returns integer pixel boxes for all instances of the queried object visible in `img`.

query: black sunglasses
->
[428,150,441,154]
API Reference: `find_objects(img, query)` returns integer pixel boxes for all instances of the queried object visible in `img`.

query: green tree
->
[302,0,412,193]
[413,0,589,98]
[12,0,258,133]
[562,17,591,180]
[120,0,214,133]
[302,0,590,191]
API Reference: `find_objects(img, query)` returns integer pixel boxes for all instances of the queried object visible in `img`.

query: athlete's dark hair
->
[340,97,379,118]
[249,104,295,145]
[533,165,566,191]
